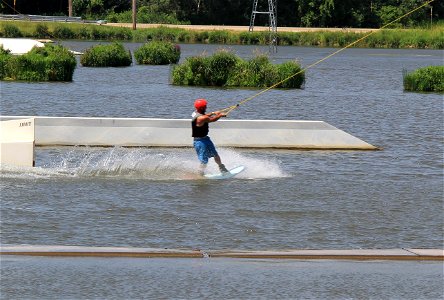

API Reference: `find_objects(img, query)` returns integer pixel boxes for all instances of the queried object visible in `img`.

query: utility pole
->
[68,0,72,17]
[132,0,137,30]
[249,0,278,53]
[430,6,433,29]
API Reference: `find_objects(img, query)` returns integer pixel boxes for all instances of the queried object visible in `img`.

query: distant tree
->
[374,0,436,27]
[72,0,106,19]
[0,0,442,28]
[0,0,66,15]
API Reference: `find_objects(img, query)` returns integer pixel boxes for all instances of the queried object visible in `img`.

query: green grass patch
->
[171,49,305,88]
[80,42,132,67]
[1,21,443,49]
[0,44,76,81]
[403,66,444,93]
[134,41,180,65]
[106,6,188,25]
[1,23,23,37]
[134,26,183,43]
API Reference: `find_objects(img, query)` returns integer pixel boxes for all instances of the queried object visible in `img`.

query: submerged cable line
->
[220,0,436,115]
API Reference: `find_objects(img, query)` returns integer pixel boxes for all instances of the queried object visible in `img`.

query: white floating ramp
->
[1,245,442,261]
[0,38,82,55]
[0,116,378,150]
[0,38,44,55]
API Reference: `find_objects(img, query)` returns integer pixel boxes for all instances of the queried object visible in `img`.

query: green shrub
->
[112,27,133,40]
[195,31,210,43]
[171,56,207,86]
[275,61,305,88]
[106,10,132,23]
[134,41,180,65]
[1,24,23,37]
[176,30,193,43]
[34,23,50,38]
[106,6,187,25]
[0,47,11,78]
[137,6,182,24]
[77,26,91,39]
[89,27,105,40]
[205,49,240,86]
[172,51,240,86]
[80,42,132,67]
[208,30,231,44]
[0,44,76,81]
[239,31,262,45]
[277,32,295,46]
[227,55,271,87]
[403,66,444,93]
[172,50,305,89]
[7,53,48,81]
[227,54,304,88]
[30,45,77,81]
[52,25,75,39]
[148,27,178,42]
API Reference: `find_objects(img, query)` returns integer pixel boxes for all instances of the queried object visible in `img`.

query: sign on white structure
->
[0,118,35,167]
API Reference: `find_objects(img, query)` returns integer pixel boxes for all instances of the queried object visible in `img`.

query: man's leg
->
[194,139,209,176]
[199,163,206,176]
[206,138,228,173]
[215,155,228,173]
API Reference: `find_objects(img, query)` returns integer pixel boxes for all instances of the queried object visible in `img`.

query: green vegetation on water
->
[172,49,304,89]
[2,23,23,37]
[80,42,132,67]
[0,44,76,81]
[1,21,443,49]
[134,41,180,65]
[106,5,187,25]
[403,66,444,93]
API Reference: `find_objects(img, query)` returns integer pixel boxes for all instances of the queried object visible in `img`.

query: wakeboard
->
[204,165,245,180]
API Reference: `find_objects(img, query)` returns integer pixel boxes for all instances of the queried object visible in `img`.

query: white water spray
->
[0,147,288,180]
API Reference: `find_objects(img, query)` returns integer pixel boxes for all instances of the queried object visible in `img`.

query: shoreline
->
[105,23,377,33]
[1,20,441,49]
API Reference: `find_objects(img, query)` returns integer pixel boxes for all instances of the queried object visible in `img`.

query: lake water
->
[1,256,442,299]
[0,42,443,298]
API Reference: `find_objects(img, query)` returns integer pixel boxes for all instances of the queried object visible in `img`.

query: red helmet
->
[194,98,207,111]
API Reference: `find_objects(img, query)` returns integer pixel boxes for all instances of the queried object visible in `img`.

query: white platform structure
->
[0,38,45,54]
[0,38,82,55]
[1,245,442,260]
[0,116,377,150]
[0,118,35,167]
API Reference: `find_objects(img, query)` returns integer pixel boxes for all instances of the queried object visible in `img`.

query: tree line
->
[1,0,442,28]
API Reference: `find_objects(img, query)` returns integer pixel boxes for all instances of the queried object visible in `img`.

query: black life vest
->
[191,112,209,137]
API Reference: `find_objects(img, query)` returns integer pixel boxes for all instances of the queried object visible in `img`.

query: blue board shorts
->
[193,136,218,164]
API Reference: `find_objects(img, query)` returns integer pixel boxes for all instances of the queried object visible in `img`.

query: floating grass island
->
[403,66,444,93]
[134,41,180,65]
[171,49,305,88]
[0,44,76,81]
[80,42,132,67]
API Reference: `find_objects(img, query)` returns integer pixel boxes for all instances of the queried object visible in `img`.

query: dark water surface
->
[1,256,442,299]
[1,43,443,298]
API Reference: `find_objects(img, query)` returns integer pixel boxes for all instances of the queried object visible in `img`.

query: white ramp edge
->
[0,38,44,55]
[0,118,35,167]
[1,245,442,260]
[0,116,378,150]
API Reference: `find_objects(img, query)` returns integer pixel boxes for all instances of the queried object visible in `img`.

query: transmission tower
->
[249,0,277,53]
